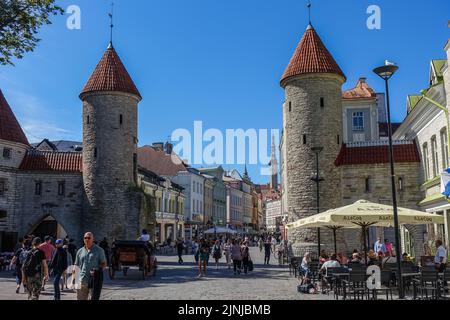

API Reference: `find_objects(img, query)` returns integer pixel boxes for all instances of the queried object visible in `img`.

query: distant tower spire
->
[270,134,278,190]
[307,1,312,25]
[108,2,114,46]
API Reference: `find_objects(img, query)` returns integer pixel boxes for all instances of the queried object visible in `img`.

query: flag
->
[440,168,450,197]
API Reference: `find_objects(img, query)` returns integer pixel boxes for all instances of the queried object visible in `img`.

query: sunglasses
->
[84,237,92,239]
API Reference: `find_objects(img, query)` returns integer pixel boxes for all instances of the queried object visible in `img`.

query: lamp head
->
[373,64,399,80]
[311,146,323,154]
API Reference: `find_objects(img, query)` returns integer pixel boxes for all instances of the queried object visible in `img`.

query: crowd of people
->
[297,238,448,294]
[190,236,254,277]
[8,232,106,301]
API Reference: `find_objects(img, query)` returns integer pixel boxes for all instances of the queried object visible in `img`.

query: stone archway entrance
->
[30,216,68,240]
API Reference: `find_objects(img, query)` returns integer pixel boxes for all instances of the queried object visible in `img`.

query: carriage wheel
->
[151,258,157,276]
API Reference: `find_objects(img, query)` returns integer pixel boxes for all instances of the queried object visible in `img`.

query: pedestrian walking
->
[212,240,222,269]
[264,239,272,265]
[258,238,263,252]
[74,232,107,300]
[230,239,242,275]
[49,239,68,300]
[223,239,232,269]
[38,235,55,291]
[22,237,49,300]
[192,239,200,263]
[241,241,251,274]
[61,244,73,291]
[198,238,210,278]
[176,238,185,264]
[10,239,30,294]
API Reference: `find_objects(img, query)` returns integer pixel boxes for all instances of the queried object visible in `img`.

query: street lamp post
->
[311,146,324,258]
[373,63,404,299]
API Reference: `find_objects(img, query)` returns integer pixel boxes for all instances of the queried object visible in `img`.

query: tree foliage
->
[0,0,63,66]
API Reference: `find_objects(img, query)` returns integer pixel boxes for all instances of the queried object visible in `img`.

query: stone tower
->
[281,24,346,252]
[79,42,142,241]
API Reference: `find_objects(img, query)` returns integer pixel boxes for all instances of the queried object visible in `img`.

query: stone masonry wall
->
[82,92,141,240]
[340,162,425,257]
[283,74,345,253]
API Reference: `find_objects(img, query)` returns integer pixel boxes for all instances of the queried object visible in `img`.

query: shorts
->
[200,253,209,261]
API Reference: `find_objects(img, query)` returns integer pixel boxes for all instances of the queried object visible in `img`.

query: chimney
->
[164,141,173,155]
[152,142,164,151]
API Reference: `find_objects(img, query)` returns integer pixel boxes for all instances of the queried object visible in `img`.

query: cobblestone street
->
[0,248,332,300]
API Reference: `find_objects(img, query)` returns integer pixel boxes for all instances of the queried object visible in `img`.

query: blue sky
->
[1,0,449,183]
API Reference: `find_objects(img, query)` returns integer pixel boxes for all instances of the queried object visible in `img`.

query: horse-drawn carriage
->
[108,240,157,280]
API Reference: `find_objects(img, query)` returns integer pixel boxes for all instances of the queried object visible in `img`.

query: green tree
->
[0,0,63,66]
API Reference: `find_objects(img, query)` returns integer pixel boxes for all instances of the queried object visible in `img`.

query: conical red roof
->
[0,89,29,146]
[281,25,345,85]
[80,44,141,99]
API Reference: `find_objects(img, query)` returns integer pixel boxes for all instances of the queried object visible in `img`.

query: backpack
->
[23,249,42,277]
[297,283,316,294]
[18,248,29,265]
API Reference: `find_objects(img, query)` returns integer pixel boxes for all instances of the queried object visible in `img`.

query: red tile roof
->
[281,24,346,85]
[0,89,29,146]
[334,143,420,166]
[342,77,376,100]
[137,146,187,176]
[80,44,141,99]
[20,150,82,172]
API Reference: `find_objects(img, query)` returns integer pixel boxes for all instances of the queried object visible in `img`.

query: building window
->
[352,112,364,131]
[58,181,65,196]
[431,136,439,178]
[303,135,307,145]
[3,148,11,159]
[441,128,449,170]
[87,115,90,124]
[423,143,430,180]
[35,181,42,196]
[0,180,5,196]
[365,177,371,193]
[288,102,292,112]
[320,97,324,108]
[0,210,6,219]
[120,114,123,125]
[337,135,340,145]
[94,148,98,158]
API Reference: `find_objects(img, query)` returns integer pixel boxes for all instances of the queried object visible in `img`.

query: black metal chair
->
[370,270,394,300]
[289,257,299,277]
[342,271,369,300]
[438,268,450,299]
[413,269,439,300]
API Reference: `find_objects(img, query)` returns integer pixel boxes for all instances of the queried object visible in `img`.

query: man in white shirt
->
[319,254,341,293]
[374,237,386,255]
[435,240,447,272]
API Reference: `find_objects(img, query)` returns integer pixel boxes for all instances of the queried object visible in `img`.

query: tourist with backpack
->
[10,239,30,294]
[22,237,49,300]
[49,239,68,300]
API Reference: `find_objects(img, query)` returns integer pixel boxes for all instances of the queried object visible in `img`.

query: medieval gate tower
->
[281,24,346,252]
[80,42,142,241]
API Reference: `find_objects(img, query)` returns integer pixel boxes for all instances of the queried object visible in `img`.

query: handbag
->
[248,260,254,272]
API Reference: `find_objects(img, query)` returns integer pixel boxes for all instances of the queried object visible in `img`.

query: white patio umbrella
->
[286,200,444,259]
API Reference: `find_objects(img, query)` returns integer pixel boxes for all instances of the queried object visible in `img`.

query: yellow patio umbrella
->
[286,200,444,258]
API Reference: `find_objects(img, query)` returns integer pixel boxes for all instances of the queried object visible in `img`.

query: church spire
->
[270,134,278,190]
